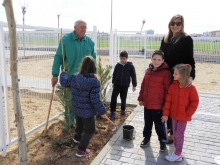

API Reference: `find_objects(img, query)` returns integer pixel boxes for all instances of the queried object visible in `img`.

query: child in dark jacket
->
[60,56,107,158]
[162,64,199,162]
[138,50,172,151]
[110,50,137,120]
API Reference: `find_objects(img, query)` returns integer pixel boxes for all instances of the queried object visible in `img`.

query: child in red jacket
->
[138,50,172,151]
[162,64,199,162]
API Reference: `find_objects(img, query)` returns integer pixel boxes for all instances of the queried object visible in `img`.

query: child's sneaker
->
[110,112,116,120]
[75,148,91,157]
[140,138,150,147]
[165,152,182,162]
[121,110,126,115]
[160,142,167,152]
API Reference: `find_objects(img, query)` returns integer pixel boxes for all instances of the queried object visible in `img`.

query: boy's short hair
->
[152,50,164,59]
[120,50,128,58]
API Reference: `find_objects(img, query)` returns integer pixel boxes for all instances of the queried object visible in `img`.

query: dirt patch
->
[0,105,135,165]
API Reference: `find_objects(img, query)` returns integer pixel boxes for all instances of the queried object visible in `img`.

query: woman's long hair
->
[78,56,96,76]
[164,14,187,44]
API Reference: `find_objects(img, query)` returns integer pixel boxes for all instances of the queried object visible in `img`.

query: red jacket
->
[138,62,172,110]
[163,80,199,121]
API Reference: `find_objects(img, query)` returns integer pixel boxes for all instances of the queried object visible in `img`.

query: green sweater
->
[52,31,96,76]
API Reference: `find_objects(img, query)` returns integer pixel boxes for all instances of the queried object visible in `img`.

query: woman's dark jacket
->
[60,72,106,118]
[112,61,137,87]
[160,35,195,79]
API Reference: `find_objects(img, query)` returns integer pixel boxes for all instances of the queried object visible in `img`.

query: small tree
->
[97,55,112,103]
[55,85,72,132]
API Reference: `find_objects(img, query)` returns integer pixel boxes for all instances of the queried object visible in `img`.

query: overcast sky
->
[0,0,219,34]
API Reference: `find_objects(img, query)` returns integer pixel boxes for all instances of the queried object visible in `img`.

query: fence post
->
[109,29,113,67]
[92,25,97,55]
[0,73,7,157]
[143,30,147,74]
[113,29,117,65]
[0,26,11,143]
[0,26,7,157]
[117,32,120,61]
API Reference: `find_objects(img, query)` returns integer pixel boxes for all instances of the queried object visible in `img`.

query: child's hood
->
[72,73,98,90]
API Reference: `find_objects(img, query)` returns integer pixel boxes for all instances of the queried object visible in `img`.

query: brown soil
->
[0,105,135,165]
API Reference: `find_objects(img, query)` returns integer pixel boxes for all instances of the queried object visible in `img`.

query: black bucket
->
[123,125,134,140]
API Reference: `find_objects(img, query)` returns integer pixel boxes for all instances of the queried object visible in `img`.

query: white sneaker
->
[165,152,182,162]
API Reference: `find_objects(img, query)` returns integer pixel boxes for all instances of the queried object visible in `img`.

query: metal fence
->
[1,22,220,157]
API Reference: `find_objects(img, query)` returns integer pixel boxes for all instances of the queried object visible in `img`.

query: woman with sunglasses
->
[160,14,196,147]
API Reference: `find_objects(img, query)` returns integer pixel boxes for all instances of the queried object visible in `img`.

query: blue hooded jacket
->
[59,72,106,118]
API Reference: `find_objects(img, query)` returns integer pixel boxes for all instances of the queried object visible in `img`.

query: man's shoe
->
[160,142,167,152]
[75,148,90,158]
[165,152,182,162]
[140,138,150,147]
[121,110,126,115]
[110,112,116,120]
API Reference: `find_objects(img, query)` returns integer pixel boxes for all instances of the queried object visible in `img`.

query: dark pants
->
[143,108,166,142]
[167,116,173,135]
[110,85,128,112]
[74,116,95,151]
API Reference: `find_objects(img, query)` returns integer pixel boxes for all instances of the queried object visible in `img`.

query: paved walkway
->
[91,88,220,165]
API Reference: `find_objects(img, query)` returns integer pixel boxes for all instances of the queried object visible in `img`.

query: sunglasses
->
[170,22,182,26]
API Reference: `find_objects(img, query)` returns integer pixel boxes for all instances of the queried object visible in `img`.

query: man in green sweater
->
[51,20,96,127]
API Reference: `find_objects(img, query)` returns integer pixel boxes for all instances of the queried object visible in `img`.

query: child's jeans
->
[75,116,95,151]
[110,85,128,112]
[172,119,187,155]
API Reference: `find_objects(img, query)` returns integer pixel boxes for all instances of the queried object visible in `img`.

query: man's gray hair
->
[74,20,86,26]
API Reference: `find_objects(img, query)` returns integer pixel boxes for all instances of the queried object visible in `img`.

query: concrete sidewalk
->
[91,89,220,165]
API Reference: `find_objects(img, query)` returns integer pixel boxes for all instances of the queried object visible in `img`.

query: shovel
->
[42,86,55,136]
[104,116,118,130]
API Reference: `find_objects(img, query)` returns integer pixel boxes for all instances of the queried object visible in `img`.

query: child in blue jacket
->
[60,56,107,157]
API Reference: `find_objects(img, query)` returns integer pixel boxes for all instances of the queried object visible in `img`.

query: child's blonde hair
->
[174,64,192,87]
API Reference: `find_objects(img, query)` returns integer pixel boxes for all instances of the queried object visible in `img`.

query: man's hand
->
[161,116,168,123]
[51,77,58,87]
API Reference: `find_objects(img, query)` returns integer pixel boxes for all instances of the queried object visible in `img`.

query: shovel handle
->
[104,115,115,125]
[44,86,55,134]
